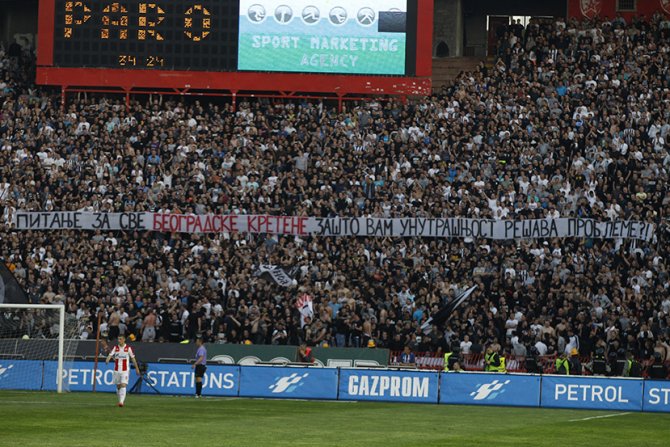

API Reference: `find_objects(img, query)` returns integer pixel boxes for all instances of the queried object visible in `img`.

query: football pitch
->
[1,391,669,447]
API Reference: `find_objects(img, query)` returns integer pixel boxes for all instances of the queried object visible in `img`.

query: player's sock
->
[196,382,202,396]
[119,387,127,404]
[116,388,120,402]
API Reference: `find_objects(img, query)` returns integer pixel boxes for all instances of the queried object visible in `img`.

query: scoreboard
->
[53,0,239,71]
[37,0,432,94]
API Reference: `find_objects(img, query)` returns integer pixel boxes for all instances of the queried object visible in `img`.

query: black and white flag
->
[256,264,297,288]
[421,285,478,333]
[0,262,29,304]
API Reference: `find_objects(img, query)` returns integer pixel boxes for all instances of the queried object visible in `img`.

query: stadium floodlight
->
[0,303,80,393]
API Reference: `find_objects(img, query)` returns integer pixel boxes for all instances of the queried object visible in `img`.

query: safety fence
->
[0,359,668,412]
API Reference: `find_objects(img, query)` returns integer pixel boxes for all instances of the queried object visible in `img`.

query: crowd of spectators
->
[2,14,670,375]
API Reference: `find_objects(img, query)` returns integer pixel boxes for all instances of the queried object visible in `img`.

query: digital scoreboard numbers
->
[237,0,409,75]
[53,0,239,70]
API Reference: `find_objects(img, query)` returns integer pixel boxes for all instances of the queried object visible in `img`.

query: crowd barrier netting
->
[0,360,668,412]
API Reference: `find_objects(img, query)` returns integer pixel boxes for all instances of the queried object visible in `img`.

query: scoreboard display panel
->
[53,0,239,70]
[237,0,413,75]
[50,0,415,75]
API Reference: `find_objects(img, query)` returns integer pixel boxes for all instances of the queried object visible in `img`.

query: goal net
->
[0,304,81,392]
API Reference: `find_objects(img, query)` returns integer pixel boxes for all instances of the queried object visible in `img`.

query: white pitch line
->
[569,412,631,422]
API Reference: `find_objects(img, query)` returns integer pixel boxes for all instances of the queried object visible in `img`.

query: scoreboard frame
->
[36,0,433,96]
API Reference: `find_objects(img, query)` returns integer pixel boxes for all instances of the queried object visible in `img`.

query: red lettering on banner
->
[277,216,291,234]
[202,216,213,232]
[297,217,306,236]
[168,214,180,232]
[152,213,162,231]
[186,215,196,232]
[247,215,258,233]
[258,215,268,233]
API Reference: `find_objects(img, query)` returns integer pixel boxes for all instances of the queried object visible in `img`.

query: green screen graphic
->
[238,1,407,75]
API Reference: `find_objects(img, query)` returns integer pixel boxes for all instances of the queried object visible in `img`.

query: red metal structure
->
[36,0,434,108]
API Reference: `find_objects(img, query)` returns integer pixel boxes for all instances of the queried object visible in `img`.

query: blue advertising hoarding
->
[43,360,139,392]
[2,358,669,413]
[339,369,439,403]
[642,380,670,413]
[239,366,338,400]
[144,363,240,396]
[541,375,643,411]
[42,361,240,396]
[0,360,44,391]
[440,372,541,407]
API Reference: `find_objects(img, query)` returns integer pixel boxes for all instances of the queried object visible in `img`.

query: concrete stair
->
[431,56,485,90]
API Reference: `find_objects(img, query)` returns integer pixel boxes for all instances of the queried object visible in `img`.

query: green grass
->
[1,391,669,447]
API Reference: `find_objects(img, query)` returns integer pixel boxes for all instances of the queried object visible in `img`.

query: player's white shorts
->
[113,371,130,386]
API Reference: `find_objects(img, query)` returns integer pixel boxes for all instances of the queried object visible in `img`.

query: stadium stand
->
[1,14,670,377]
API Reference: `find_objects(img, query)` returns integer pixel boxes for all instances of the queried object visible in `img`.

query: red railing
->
[389,351,670,378]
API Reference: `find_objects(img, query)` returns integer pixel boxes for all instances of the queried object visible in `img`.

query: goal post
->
[0,303,79,393]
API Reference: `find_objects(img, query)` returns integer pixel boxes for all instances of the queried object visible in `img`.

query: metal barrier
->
[389,350,670,378]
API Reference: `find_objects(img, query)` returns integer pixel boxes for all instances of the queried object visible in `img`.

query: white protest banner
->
[12,212,656,241]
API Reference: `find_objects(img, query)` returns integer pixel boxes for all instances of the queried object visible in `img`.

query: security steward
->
[555,352,570,375]
[484,347,506,373]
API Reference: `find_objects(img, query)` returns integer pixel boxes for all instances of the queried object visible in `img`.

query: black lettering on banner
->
[399,218,410,236]
[417,218,428,236]
[16,214,28,229]
[92,213,110,229]
[449,218,458,237]
[513,221,523,239]
[51,213,62,228]
[567,218,577,237]
[463,219,473,238]
[366,218,375,235]
[350,218,361,235]
[367,218,391,236]
[504,220,514,239]
[405,218,419,236]
[470,219,481,238]
[334,218,345,235]
[120,212,142,230]
[644,223,654,241]
[580,219,595,238]
[315,218,326,235]
[539,220,549,237]
[612,221,623,238]
[31,213,44,228]
[435,219,446,237]
[383,219,394,235]
[641,222,651,240]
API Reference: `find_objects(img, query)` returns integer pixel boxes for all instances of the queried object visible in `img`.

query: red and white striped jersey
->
[110,344,135,372]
